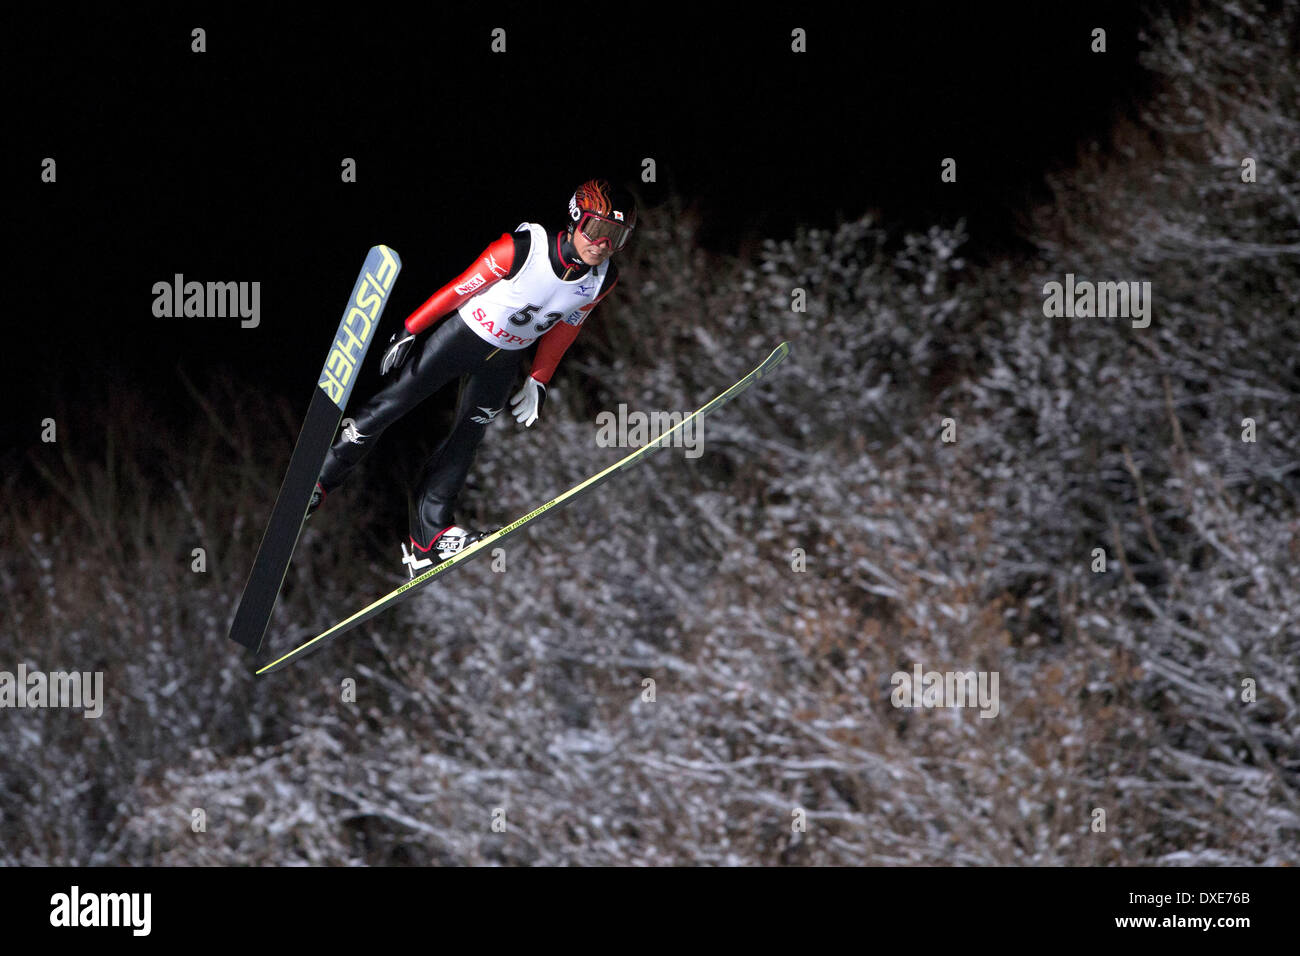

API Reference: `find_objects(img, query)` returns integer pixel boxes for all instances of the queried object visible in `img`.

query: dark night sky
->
[7,3,1154,450]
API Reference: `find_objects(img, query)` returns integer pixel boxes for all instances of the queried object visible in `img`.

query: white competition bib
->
[457,223,607,350]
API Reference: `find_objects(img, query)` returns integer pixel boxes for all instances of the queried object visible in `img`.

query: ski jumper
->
[317,222,619,550]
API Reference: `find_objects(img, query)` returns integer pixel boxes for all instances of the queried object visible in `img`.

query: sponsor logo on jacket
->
[455,272,488,295]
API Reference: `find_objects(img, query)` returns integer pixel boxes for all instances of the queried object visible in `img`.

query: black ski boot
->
[401,525,487,578]
[305,482,327,520]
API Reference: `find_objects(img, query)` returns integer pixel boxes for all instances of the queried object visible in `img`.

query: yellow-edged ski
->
[255,342,789,675]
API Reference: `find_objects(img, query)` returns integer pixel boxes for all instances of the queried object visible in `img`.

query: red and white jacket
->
[403,223,620,385]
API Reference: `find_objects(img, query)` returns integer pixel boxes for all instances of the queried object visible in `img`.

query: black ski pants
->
[317,316,526,547]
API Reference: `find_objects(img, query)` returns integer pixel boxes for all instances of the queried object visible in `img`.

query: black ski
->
[228,245,402,652]
[255,341,790,675]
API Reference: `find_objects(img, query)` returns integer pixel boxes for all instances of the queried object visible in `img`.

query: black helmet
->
[567,179,637,250]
